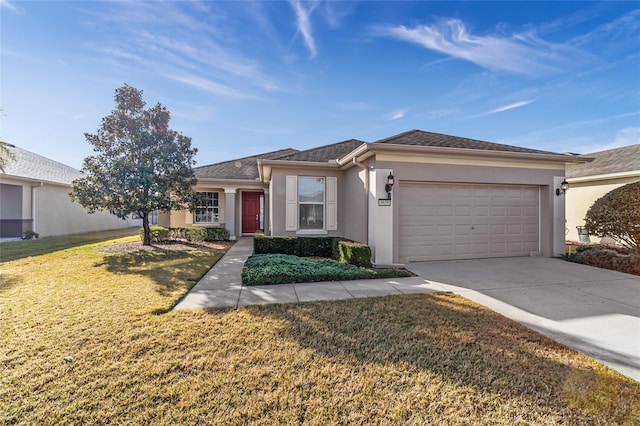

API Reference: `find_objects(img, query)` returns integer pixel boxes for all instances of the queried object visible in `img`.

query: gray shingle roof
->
[566,144,640,179]
[374,129,563,155]
[1,145,82,185]
[194,148,298,180]
[276,139,365,162]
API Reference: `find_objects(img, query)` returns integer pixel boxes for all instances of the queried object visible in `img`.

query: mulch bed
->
[95,240,236,254]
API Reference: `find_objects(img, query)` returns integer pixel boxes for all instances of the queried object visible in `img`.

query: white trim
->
[567,170,640,184]
[285,176,297,231]
[296,230,328,235]
[326,176,337,231]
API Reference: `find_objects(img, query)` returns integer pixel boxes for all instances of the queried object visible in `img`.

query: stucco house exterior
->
[160,129,588,265]
[565,144,640,243]
[0,145,140,238]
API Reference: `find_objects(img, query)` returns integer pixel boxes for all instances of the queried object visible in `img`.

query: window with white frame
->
[298,177,324,230]
[194,192,219,223]
[286,175,337,232]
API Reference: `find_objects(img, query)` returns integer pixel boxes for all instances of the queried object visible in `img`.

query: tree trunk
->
[142,212,151,246]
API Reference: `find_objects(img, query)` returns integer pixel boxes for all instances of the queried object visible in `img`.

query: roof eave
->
[258,159,339,182]
[567,170,640,183]
[194,177,262,185]
[0,173,71,186]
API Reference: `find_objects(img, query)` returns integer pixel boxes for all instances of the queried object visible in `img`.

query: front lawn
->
[0,228,139,262]
[242,253,412,285]
[1,234,639,424]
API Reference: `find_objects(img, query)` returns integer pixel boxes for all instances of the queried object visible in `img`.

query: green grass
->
[0,228,140,262]
[1,234,639,424]
[242,253,412,285]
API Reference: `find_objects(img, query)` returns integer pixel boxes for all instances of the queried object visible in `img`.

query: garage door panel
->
[399,183,540,262]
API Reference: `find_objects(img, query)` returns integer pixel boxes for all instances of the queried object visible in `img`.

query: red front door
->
[242,192,261,234]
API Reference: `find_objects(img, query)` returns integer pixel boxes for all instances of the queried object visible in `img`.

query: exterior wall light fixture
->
[556,179,569,196]
[385,172,395,200]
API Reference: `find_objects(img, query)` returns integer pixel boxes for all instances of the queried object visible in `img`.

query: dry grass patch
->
[1,235,639,424]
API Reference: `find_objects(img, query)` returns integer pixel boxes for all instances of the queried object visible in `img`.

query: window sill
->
[295,229,328,235]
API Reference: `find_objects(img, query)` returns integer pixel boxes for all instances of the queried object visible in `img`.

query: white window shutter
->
[285,176,298,231]
[326,176,337,231]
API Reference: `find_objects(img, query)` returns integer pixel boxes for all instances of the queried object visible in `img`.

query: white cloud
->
[0,0,24,14]
[571,9,640,47]
[162,72,253,99]
[482,99,535,116]
[80,2,281,98]
[376,18,581,75]
[289,0,318,59]
[387,109,408,121]
[562,127,639,154]
[611,126,640,148]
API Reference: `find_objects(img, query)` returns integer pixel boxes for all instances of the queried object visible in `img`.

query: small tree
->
[584,182,640,251]
[71,84,197,245]
[0,141,16,173]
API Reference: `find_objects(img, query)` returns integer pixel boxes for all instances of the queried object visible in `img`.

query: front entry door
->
[242,192,261,234]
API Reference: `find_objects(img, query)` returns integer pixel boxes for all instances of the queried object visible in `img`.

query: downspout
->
[30,182,43,234]
[352,157,369,244]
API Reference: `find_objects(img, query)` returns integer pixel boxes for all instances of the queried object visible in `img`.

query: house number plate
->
[378,199,391,206]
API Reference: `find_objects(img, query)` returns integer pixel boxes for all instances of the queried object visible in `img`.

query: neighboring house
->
[161,129,588,264]
[0,145,140,238]
[565,144,640,243]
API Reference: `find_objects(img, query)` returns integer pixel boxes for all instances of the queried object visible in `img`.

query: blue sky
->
[1,1,638,169]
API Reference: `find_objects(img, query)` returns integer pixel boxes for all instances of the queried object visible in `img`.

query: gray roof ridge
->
[373,129,563,155]
[275,138,367,161]
[194,147,298,169]
[2,145,82,185]
[10,145,81,173]
[579,143,640,156]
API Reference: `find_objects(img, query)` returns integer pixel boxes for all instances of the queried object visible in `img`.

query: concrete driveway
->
[405,257,640,382]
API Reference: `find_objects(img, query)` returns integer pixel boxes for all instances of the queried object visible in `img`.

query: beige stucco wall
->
[341,165,368,244]
[34,183,134,237]
[565,175,639,242]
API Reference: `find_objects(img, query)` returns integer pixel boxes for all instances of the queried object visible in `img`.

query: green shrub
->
[254,235,374,262]
[242,254,411,286]
[566,245,640,276]
[204,227,230,241]
[253,235,334,257]
[585,182,639,251]
[337,241,372,267]
[254,234,297,254]
[167,227,229,242]
[140,226,169,243]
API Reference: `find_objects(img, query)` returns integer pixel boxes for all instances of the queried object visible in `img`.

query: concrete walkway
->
[173,238,442,310]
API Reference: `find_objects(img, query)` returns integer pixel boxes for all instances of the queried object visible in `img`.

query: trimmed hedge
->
[254,235,335,258]
[242,254,411,286]
[337,241,372,268]
[170,227,207,242]
[140,226,170,242]
[140,226,230,243]
[253,234,373,267]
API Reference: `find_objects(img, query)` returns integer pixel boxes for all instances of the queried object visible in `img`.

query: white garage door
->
[398,183,539,262]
